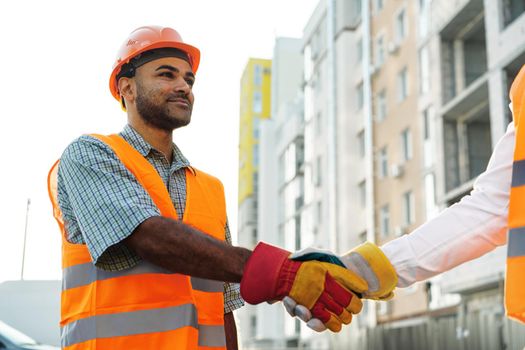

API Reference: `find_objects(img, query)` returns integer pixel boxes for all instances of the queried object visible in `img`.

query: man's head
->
[109,26,200,131]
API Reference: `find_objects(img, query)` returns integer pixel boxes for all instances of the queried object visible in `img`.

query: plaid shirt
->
[57,124,243,313]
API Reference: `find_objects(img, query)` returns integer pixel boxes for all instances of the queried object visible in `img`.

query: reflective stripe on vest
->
[507,63,525,323]
[63,261,224,293]
[48,133,227,349]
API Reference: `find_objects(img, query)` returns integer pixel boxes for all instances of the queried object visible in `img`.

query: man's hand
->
[240,242,367,332]
[287,242,398,331]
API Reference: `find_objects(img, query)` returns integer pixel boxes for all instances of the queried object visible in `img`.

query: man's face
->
[133,57,195,131]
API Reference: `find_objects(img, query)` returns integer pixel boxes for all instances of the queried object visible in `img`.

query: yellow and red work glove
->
[240,242,367,332]
[287,242,398,331]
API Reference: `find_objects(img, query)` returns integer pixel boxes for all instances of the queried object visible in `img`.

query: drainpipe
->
[327,0,338,252]
[362,0,377,327]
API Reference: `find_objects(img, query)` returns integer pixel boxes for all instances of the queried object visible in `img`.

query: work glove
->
[285,242,398,331]
[240,242,368,332]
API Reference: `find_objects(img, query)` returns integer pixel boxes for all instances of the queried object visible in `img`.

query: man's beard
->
[135,82,192,132]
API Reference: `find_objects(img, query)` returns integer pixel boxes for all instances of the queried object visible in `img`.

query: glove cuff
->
[341,242,397,299]
[240,242,290,304]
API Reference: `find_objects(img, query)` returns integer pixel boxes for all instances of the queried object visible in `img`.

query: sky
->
[0,0,319,282]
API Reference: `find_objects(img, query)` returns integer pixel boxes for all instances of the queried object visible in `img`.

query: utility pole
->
[21,198,30,280]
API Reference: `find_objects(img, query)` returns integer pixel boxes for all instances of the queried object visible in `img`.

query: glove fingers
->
[324,273,363,314]
[311,302,344,333]
[319,292,353,325]
[282,296,297,317]
[295,304,312,323]
[306,318,327,332]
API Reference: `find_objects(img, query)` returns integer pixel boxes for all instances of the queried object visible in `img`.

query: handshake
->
[239,242,398,332]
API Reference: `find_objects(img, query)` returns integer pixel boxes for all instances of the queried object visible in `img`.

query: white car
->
[0,321,59,350]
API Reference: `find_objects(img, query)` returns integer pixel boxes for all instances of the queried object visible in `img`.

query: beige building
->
[371,0,429,321]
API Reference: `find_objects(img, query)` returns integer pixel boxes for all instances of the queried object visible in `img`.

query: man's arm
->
[124,215,251,282]
[383,121,515,286]
[224,312,238,350]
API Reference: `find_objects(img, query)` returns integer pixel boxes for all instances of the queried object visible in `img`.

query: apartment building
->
[237,39,305,348]
[370,0,430,322]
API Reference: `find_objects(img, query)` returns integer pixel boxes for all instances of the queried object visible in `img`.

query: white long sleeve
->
[382,122,515,287]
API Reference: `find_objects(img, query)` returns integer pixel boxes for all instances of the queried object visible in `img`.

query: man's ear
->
[117,77,135,105]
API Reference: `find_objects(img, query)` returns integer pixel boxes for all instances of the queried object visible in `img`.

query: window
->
[376,89,387,122]
[253,117,260,139]
[356,82,364,110]
[418,0,430,38]
[253,91,262,113]
[379,205,390,238]
[250,315,257,338]
[502,0,525,28]
[424,173,438,219]
[375,0,384,13]
[423,107,431,140]
[403,191,415,225]
[356,38,363,63]
[401,128,413,161]
[397,67,409,102]
[358,180,366,208]
[375,34,385,67]
[315,155,322,186]
[419,46,430,95]
[357,129,365,158]
[378,146,388,178]
[254,64,262,86]
[395,8,407,42]
[315,112,322,136]
[253,144,259,167]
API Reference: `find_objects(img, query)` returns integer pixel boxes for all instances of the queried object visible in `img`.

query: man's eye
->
[160,72,174,78]
[185,79,195,87]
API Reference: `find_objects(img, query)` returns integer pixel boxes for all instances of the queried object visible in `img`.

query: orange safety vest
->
[47,134,227,349]
[507,64,525,323]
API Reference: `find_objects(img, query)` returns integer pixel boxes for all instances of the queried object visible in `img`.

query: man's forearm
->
[224,312,238,350]
[124,216,252,282]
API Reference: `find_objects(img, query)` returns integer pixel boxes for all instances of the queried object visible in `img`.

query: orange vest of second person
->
[507,63,525,324]
[47,134,227,350]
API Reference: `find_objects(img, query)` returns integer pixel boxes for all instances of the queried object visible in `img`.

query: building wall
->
[371,0,429,320]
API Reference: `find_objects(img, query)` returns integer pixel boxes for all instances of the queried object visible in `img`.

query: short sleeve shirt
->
[57,124,243,313]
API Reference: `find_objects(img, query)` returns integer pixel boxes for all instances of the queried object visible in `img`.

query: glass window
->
[358,129,365,158]
[419,46,430,95]
[356,37,363,63]
[358,180,366,208]
[375,0,384,13]
[378,146,388,178]
[253,144,259,169]
[315,155,322,186]
[401,128,413,161]
[376,89,387,122]
[403,191,415,225]
[502,0,525,28]
[254,64,262,86]
[397,67,408,102]
[376,34,385,66]
[395,8,407,42]
[357,82,364,110]
[379,204,390,238]
[253,91,262,113]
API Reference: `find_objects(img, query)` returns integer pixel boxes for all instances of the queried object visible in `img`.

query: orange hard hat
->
[109,25,201,102]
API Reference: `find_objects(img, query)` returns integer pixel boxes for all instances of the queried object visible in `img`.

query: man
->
[288,65,525,331]
[47,26,368,350]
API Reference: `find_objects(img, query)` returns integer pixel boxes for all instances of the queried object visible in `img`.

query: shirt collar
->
[119,124,194,174]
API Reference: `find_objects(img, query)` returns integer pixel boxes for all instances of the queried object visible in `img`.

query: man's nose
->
[174,77,191,95]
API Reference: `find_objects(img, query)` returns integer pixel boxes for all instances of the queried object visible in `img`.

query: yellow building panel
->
[238,58,272,204]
